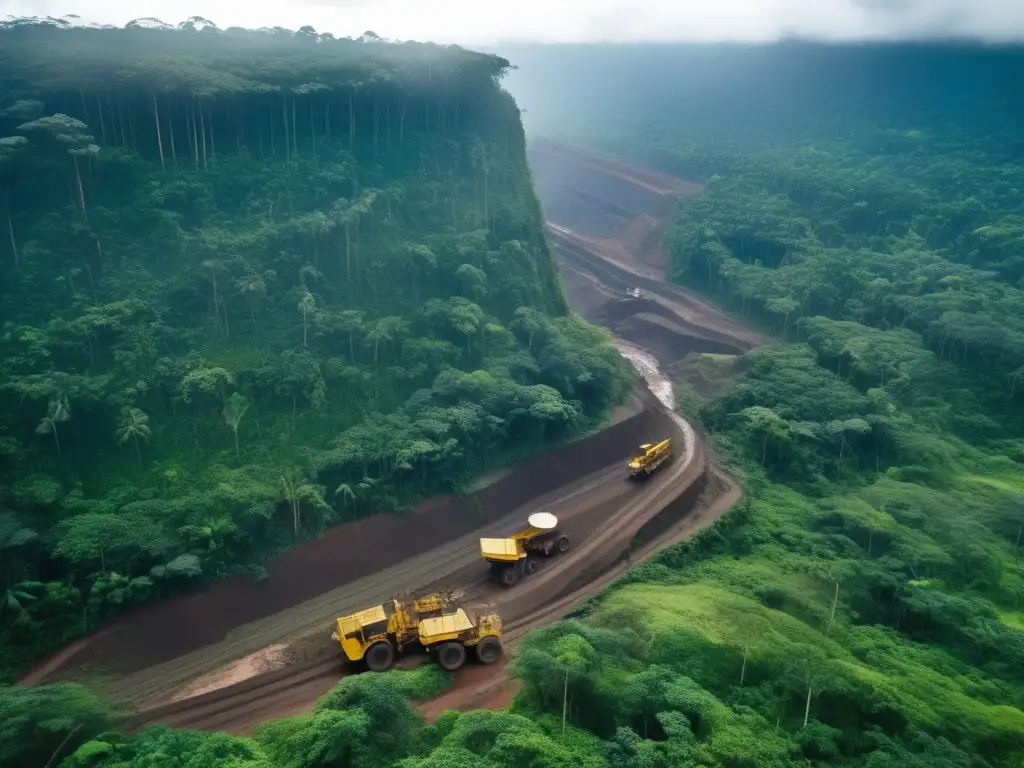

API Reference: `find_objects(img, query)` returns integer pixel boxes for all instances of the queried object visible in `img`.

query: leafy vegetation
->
[507,41,1024,768]
[7,32,1024,768]
[0,19,632,679]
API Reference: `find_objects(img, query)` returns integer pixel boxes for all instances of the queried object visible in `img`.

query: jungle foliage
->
[8,35,1024,768]
[505,43,1024,768]
[0,19,632,679]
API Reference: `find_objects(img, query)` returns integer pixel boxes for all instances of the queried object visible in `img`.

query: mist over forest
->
[497,42,1024,145]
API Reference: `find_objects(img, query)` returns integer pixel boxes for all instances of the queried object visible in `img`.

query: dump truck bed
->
[480,537,522,562]
[480,524,547,562]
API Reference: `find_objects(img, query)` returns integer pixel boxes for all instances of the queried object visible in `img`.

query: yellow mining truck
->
[628,437,673,479]
[480,512,570,587]
[332,592,503,672]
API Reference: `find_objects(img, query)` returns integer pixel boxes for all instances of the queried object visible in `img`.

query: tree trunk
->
[233,427,239,457]
[117,100,127,148]
[248,298,259,339]
[803,680,813,727]
[348,93,355,150]
[191,109,199,167]
[373,102,379,158]
[168,107,177,164]
[72,155,87,220]
[828,581,839,630]
[199,107,208,169]
[208,107,216,161]
[152,92,165,170]
[483,167,489,225]
[292,98,298,158]
[52,423,62,459]
[561,669,568,738]
[310,102,316,161]
[95,94,107,144]
[6,211,17,270]
[134,434,141,466]
[42,723,82,768]
[210,266,220,334]
[282,97,290,161]
[740,644,748,686]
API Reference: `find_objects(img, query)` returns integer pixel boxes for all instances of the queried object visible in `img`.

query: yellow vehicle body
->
[332,593,503,673]
[628,438,673,478]
[480,513,570,587]
[479,523,547,563]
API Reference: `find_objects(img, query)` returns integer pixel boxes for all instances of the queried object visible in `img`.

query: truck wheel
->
[437,642,466,671]
[556,535,570,554]
[501,566,519,586]
[474,636,503,665]
[524,558,539,575]
[365,641,395,672]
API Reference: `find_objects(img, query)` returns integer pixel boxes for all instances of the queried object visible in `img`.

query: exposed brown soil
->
[528,136,763,361]
[19,139,758,737]
[21,392,657,686]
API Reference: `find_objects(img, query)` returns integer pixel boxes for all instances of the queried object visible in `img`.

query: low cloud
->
[4,0,1023,44]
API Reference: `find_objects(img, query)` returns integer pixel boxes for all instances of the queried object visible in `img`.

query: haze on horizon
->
[3,0,1024,45]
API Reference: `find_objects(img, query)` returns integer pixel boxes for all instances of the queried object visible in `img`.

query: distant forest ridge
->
[0,16,513,98]
[496,41,1024,144]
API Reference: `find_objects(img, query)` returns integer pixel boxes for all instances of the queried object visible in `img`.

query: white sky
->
[4,0,1024,45]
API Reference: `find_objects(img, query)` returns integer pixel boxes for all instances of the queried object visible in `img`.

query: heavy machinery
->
[628,437,673,479]
[480,512,570,587]
[332,592,503,672]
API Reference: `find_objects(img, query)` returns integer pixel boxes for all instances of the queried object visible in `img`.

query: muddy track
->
[121,401,707,733]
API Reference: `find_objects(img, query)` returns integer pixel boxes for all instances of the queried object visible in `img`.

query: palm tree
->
[36,395,71,458]
[116,407,151,466]
[1,580,40,617]
[222,393,251,457]
[334,482,356,518]
[195,516,236,551]
[298,291,316,347]
[281,469,303,538]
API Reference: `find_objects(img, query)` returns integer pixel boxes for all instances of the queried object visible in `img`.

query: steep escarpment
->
[0,21,632,678]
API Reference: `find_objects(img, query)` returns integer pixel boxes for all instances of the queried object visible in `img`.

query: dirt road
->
[20,139,756,736]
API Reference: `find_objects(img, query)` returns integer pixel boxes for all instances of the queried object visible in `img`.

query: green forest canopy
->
[6,31,1024,768]
[510,41,1024,768]
[0,19,632,677]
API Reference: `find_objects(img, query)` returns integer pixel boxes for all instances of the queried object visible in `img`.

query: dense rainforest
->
[7,34,1024,768]
[0,18,632,680]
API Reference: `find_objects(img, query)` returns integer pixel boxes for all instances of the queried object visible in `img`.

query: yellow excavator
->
[332,592,503,672]
[479,512,570,587]
[628,437,673,479]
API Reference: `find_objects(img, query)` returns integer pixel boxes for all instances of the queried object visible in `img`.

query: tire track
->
[111,463,638,705]
[124,400,707,733]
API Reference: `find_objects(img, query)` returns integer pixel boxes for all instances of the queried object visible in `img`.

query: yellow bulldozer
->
[332,592,503,672]
[480,512,570,587]
[628,437,673,479]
